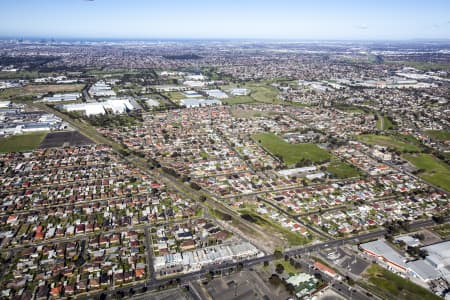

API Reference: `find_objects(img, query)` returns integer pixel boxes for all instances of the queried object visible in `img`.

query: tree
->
[274,250,283,259]
[236,262,244,272]
[275,263,284,274]
[268,274,282,286]
[432,214,445,224]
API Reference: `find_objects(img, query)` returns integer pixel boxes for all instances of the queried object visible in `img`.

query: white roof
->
[407,260,441,281]
[0,101,11,108]
[360,240,407,268]
[181,98,221,107]
[422,241,450,279]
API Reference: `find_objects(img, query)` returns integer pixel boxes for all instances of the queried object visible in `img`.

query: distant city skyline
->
[1,0,450,40]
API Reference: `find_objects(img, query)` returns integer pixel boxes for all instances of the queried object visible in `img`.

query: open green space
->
[326,161,362,179]
[239,208,311,246]
[402,153,450,192]
[376,114,395,130]
[226,82,280,104]
[272,259,301,276]
[247,84,279,103]
[431,223,450,238]
[0,70,41,80]
[230,108,276,118]
[386,61,450,72]
[222,95,255,105]
[362,263,441,300]
[253,133,331,166]
[163,91,185,103]
[425,130,450,141]
[0,132,48,153]
[0,83,85,100]
[87,69,139,76]
[356,134,423,152]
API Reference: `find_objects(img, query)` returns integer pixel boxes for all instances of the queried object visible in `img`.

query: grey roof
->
[407,260,441,281]
[360,239,406,268]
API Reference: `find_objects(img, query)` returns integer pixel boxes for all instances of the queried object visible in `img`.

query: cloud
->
[355,25,368,30]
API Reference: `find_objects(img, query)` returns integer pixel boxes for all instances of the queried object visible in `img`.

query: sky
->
[0,0,449,40]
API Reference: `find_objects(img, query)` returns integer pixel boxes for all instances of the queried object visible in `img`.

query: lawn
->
[402,153,450,192]
[425,130,450,141]
[326,161,362,179]
[273,259,301,276]
[0,132,48,153]
[362,263,441,300]
[253,133,331,166]
[356,134,422,152]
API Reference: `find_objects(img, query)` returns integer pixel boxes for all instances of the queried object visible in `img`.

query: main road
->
[78,216,448,300]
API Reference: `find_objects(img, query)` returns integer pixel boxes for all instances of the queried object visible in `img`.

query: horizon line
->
[1,36,450,43]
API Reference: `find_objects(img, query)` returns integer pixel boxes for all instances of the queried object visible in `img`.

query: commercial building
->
[153,242,261,275]
[422,241,450,282]
[89,81,116,97]
[230,88,249,96]
[204,89,229,99]
[286,273,319,298]
[360,239,407,272]
[41,93,81,102]
[62,99,136,116]
[180,98,221,108]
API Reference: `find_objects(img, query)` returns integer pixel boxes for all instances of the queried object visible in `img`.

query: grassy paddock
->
[0,84,85,99]
[376,114,395,130]
[424,130,450,141]
[253,132,331,166]
[356,134,422,152]
[0,132,48,153]
[222,96,255,105]
[402,153,450,192]
[238,209,310,246]
[326,161,362,179]
[362,263,441,300]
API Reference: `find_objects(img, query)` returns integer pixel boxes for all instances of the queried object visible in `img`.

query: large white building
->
[153,242,261,275]
[421,241,450,282]
[204,89,229,99]
[89,81,116,97]
[62,99,136,116]
[230,88,249,96]
[180,98,221,108]
[41,93,81,103]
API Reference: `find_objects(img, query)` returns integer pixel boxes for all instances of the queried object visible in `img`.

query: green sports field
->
[402,153,450,192]
[253,132,331,166]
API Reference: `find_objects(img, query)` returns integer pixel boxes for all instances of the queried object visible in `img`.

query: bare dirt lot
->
[39,131,94,148]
